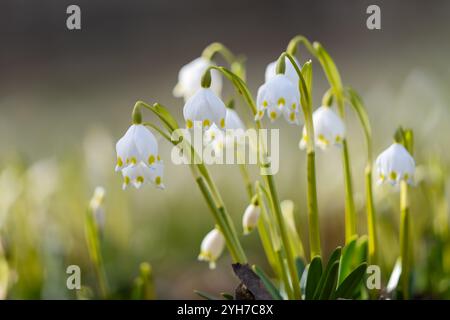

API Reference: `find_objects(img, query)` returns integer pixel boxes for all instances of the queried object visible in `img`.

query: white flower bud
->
[242,203,261,235]
[375,143,415,187]
[198,228,225,269]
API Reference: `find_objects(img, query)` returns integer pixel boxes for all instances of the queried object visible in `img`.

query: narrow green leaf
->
[252,265,283,300]
[355,236,368,264]
[194,290,219,300]
[221,292,234,300]
[318,261,340,300]
[338,238,357,284]
[305,256,322,300]
[333,263,367,299]
[313,42,343,97]
[314,247,341,299]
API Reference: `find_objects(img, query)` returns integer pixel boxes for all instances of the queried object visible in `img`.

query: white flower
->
[299,106,345,150]
[121,162,164,190]
[265,56,300,85]
[89,186,106,231]
[242,203,260,235]
[198,228,225,269]
[255,74,301,124]
[183,88,227,129]
[225,108,246,131]
[173,57,222,100]
[375,143,415,186]
[203,108,247,156]
[115,124,159,172]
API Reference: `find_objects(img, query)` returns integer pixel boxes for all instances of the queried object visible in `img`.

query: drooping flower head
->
[375,143,415,186]
[265,56,300,85]
[183,88,227,130]
[115,124,164,190]
[299,106,345,150]
[242,202,261,235]
[173,57,222,101]
[255,74,301,124]
[198,228,225,269]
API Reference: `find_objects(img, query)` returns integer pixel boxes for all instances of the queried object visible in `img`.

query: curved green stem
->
[202,42,236,65]
[138,105,247,264]
[204,65,301,299]
[345,88,377,265]
[281,52,322,259]
[287,35,357,243]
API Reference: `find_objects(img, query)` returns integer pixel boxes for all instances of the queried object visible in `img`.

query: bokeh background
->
[1,0,449,299]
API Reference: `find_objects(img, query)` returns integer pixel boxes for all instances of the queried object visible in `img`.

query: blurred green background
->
[0,0,449,299]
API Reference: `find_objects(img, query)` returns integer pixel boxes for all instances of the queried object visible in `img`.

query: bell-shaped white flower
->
[375,143,415,186]
[265,56,300,85]
[299,106,345,150]
[198,228,225,269]
[255,74,301,125]
[242,203,260,235]
[115,124,159,172]
[173,57,222,101]
[204,124,225,156]
[183,88,227,130]
[121,162,164,190]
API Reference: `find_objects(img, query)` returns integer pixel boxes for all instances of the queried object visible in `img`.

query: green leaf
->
[314,247,341,299]
[313,42,343,101]
[338,238,357,285]
[194,290,219,300]
[305,256,322,300]
[318,261,340,300]
[355,236,368,264]
[333,263,367,299]
[252,265,283,300]
[221,292,234,300]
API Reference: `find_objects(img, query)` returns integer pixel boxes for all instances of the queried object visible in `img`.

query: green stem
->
[342,139,357,242]
[141,118,247,264]
[287,36,358,243]
[202,42,236,65]
[365,165,377,266]
[195,173,241,262]
[206,65,301,298]
[264,173,301,299]
[282,53,322,259]
[239,164,253,199]
[306,151,321,258]
[400,180,411,300]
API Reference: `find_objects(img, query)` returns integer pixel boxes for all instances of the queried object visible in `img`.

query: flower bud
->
[198,228,225,269]
[242,203,261,235]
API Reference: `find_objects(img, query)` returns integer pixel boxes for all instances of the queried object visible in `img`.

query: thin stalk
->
[256,182,292,299]
[195,173,241,262]
[264,173,301,299]
[239,163,253,199]
[306,152,321,258]
[342,139,357,242]
[400,180,411,299]
[205,65,300,298]
[142,121,247,264]
[365,166,377,266]
[287,36,358,243]
[282,53,322,259]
